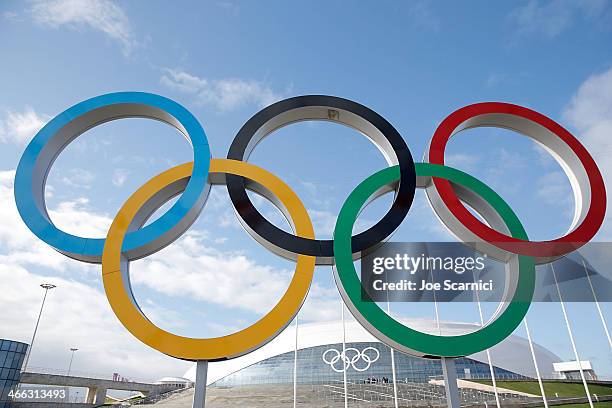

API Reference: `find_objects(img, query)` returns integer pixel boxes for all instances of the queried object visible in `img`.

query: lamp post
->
[67,348,78,376]
[22,283,57,372]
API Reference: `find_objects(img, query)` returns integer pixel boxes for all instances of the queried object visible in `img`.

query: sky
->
[1,0,612,382]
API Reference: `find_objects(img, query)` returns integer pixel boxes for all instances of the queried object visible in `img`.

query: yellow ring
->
[101,159,315,361]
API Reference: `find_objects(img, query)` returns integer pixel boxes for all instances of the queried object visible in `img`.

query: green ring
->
[333,163,535,357]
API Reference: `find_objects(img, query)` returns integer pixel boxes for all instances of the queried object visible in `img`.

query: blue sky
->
[1,0,612,381]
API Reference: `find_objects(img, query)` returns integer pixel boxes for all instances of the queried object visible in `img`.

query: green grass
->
[470,380,612,397]
[532,403,612,408]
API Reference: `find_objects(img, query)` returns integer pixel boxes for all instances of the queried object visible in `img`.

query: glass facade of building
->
[211,341,525,387]
[0,339,28,408]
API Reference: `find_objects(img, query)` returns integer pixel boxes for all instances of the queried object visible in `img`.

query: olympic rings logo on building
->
[322,347,380,372]
[14,92,606,362]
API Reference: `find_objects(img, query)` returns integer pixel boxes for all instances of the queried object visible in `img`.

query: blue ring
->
[14,92,211,263]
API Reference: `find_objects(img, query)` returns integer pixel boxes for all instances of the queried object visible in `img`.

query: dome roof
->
[154,376,193,384]
[184,318,561,385]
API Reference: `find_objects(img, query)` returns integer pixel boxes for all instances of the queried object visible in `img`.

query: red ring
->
[428,102,606,258]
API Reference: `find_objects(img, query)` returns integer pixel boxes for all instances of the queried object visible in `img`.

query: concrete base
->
[84,387,106,404]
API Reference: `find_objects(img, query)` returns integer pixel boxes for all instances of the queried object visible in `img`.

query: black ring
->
[226,95,416,265]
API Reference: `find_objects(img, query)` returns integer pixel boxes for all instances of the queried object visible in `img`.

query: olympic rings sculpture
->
[322,347,380,372]
[14,92,606,362]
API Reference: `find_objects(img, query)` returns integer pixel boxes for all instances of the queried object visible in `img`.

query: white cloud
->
[536,170,573,210]
[0,165,342,381]
[445,153,480,173]
[29,0,134,55]
[112,168,128,187]
[60,168,96,189]
[2,11,19,21]
[0,171,67,270]
[533,143,557,166]
[0,265,190,380]
[0,169,190,379]
[141,298,188,332]
[306,209,375,239]
[0,107,49,145]
[308,210,339,238]
[0,170,110,268]
[298,281,343,322]
[300,181,319,196]
[160,70,206,94]
[131,232,295,315]
[160,68,285,111]
[565,68,612,131]
[49,198,112,238]
[509,0,609,38]
[563,67,612,239]
[1,166,337,314]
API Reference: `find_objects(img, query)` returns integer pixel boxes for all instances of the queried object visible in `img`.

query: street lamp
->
[22,283,57,372]
[67,348,78,376]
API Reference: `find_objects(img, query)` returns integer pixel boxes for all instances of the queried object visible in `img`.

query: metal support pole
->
[524,318,548,408]
[441,357,460,408]
[385,273,399,408]
[389,348,399,408]
[473,269,500,408]
[192,360,208,408]
[433,265,459,408]
[293,315,299,408]
[341,302,348,408]
[582,258,612,349]
[22,283,56,372]
[67,348,78,376]
[430,265,441,335]
[551,264,594,408]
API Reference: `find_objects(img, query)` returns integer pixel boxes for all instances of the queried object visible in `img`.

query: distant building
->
[154,377,193,389]
[553,361,597,380]
[0,339,29,408]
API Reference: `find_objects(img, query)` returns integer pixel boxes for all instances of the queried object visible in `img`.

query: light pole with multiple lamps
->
[22,283,57,372]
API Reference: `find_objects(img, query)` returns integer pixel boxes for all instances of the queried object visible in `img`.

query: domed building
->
[184,319,561,387]
[154,377,193,389]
